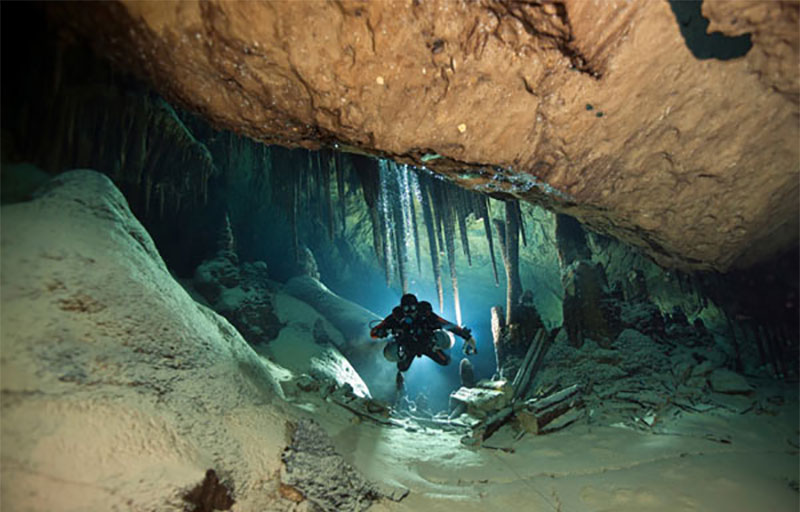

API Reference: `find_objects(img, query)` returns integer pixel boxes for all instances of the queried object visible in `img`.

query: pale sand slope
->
[1,169,797,512]
[0,170,300,511]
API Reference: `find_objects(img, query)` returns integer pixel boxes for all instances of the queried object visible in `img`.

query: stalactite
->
[516,201,527,247]
[480,196,500,285]
[324,154,335,241]
[439,183,462,325]
[288,174,298,262]
[144,174,153,217]
[409,172,422,275]
[420,177,444,312]
[505,200,522,324]
[352,154,384,263]
[430,179,446,260]
[158,184,165,218]
[456,190,472,266]
[387,163,409,293]
[299,151,308,210]
[376,161,395,286]
[397,163,419,285]
[315,151,324,223]
[335,151,346,233]
[394,208,409,293]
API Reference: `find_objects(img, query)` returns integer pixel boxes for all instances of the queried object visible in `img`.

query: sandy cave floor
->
[290,382,799,512]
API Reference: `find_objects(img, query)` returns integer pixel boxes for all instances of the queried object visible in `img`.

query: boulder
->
[283,275,396,402]
[262,291,370,398]
[708,368,754,394]
[193,256,283,344]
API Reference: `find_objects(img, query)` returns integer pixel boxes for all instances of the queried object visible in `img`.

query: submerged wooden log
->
[473,383,582,441]
[511,329,548,400]
[517,384,582,434]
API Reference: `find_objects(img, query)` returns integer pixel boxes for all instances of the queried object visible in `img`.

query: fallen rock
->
[193,255,284,344]
[708,368,754,394]
[281,419,401,511]
[183,469,235,512]
[283,275,397,402]
[262,291,371,399]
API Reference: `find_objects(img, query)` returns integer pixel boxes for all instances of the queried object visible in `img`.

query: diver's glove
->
[463,336,478,355]
[371,327,387,338]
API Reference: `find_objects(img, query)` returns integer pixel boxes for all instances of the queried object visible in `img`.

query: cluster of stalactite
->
[3,19,526,324]
[265,149,523,327]
[347,158,525,326]
[4,36,217,220]
[265,146,351,263]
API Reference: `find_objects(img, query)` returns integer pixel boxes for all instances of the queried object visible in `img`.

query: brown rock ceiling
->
[51,0,799,272]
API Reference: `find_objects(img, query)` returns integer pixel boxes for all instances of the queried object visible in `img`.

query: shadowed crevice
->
[669,0,752,60]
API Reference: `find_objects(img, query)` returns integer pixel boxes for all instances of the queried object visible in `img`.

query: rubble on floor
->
[281,419,407,511]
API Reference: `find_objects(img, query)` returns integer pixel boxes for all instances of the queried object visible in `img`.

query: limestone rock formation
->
[193,256,284,344]
[283,275,397,402]
[50,0,799,272]
[0,170,295,510]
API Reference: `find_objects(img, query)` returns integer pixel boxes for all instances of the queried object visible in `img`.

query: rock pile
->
[193,254,284,346]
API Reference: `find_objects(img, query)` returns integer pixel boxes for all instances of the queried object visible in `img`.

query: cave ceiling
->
[50,0,799,272]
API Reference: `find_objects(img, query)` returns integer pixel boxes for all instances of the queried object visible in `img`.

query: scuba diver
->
[370,293,477,386]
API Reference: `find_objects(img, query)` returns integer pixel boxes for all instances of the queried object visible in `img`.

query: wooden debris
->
[469,383,583,442]
[512,328,550,401]
[449,381,512,419]
[523,383,581,430]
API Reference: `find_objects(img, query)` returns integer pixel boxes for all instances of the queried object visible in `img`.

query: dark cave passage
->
[1,2,797,415]
[1,4,798,511]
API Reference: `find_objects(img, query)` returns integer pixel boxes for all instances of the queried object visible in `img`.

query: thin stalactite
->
[381,191,394,287]
[336,151,346,234]
[456,190,472,266]
[315,151,324,224]
[481,196,500,285]
[389,167,409,293]
[439,183,462,326]
[517,201,528,247]
[394,208,409,293]
[430,178,446,259]
[291,176,299,262]
[505,201,522,324]
[409,176,422,275]
[324,154,335,241]
[420,177,444,312]
[352,154,384,263]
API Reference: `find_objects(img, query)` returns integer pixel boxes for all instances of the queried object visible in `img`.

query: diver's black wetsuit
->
[370,302,472,371]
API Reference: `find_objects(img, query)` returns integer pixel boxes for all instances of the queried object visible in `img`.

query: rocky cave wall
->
[44,0,800,273]
[1,3,562,335]
[1,2,797,384]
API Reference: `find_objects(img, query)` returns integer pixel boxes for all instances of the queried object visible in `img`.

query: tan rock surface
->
[52,0,799,271]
